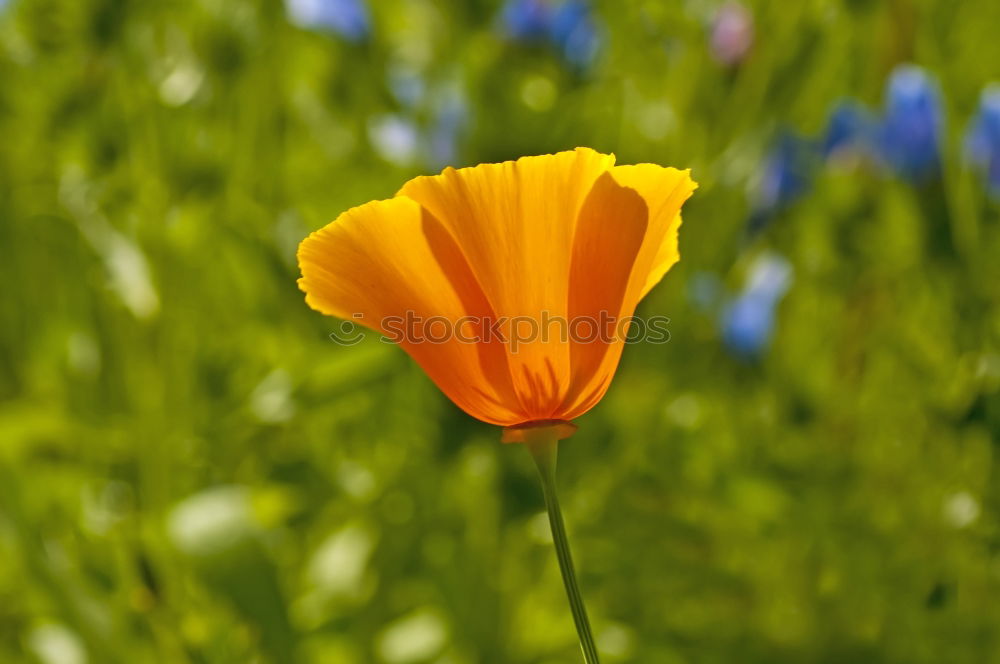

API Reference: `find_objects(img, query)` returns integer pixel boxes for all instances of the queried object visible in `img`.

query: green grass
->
[1,0,999,662]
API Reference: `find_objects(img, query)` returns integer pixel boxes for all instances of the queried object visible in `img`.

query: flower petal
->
[297,197,522,425]
[611,164,697,300]
[559,165,696,419]
[560,172,649,419]
[398,147,616,418]
[397,148,616,316]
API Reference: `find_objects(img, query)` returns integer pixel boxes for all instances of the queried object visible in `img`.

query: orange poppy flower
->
[298,147,696,440]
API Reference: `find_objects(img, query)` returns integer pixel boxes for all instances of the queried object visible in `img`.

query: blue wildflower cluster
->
[720,65,1000,359]
[752,64,947,227]
[500,0,602,69]
[724,66,1000,360]
[756,64,1000,228]
[824,64,944,182]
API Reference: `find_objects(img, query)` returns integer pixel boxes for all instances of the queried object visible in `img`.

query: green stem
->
[527,438,601,664]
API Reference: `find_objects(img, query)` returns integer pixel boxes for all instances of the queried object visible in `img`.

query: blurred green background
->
[1,0,999,662]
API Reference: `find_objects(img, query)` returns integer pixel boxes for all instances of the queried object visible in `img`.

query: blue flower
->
[501,0,553,41]
[549,0,601,69]
[878,65,943,181]
[285,0,371,43]
[964,86,1000,197]
[760,134,811,208]
[500,0,601,69]
[823,100,876,161]
[722,292,778,357]
[749,133,813,232]
[720,253,793,358]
